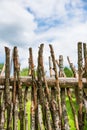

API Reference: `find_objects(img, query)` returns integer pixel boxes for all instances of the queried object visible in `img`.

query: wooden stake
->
[5,47,12,130]
[78,42,83,130]
[49,44,61,130]
[49,56,53,77]
[29,48,38,130]
[15,47,24,130]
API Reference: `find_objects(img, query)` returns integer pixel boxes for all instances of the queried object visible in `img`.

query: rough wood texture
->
[13,46,18,130]
[49,44,61,130]
[29,48,37,130]
[83,43,87,74]
[5,47,12,130]
[67,56,79,104]
[67,56,78,78]
[0,43,87,129]
[78,42,83,130]
[1,76,87,87]
[0,64,5,129]
[15,47,24,130]
[59,55,70,130]
[49,56,53,77]
[39,44,52,130]
[37,44,47,129]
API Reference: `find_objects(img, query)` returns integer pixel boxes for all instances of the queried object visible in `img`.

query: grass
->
[17,93,87,130]
[22,97,77,130]
[18,101,31,130]
[66,96,77,130]
[26,101,31,129]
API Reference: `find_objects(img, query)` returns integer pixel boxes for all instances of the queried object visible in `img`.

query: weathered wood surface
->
[0,76,87,87]
[59,55,70,130]
[1,43,87,130]
[78,42,83,130]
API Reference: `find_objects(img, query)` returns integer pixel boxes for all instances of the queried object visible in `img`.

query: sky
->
[0,0,87,73]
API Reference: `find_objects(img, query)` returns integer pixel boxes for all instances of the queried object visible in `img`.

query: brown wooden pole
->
[15,47,24,130]
[67,56,78,78]
[0,64,5,129]
[37,44,45,130]
[39,44,52,130]
[1,76,87,87]
[67,56,79,104]
[13,46,19,130]
[49,44,61,130]
[78,42,83,130]
[29,47,38,130]
[5,47,12,130]
[49,56,53,77]
[0,91,2,129]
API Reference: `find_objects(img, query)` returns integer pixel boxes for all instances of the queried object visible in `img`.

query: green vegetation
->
[19,67,87,130]
[20,68,28,76]
[66,96,77,130]
[64,67,73,77]
[0,63,4,72]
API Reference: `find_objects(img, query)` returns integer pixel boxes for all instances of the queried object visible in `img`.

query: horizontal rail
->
[0,76,87,88]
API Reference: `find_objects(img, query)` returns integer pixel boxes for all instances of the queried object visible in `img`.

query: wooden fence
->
[0,42,87,130]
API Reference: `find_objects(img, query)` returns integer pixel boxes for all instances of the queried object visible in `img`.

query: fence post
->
[49,44,61,130]
[5,47,12,130]
[59,55,70,130]
[78,42,83,130]
[15,47,24,130]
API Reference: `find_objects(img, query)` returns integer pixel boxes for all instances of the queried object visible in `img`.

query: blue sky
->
[0,0,87,71]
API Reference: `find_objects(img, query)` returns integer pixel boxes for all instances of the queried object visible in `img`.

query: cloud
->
[0,0,87,72]
[0,0,37,47]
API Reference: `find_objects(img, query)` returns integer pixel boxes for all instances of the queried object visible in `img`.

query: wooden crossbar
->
[0,76,87,87]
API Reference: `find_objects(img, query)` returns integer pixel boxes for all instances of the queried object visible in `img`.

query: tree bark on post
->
[78,42,83,130]
[15,47,24,130]
[24,87,28,130]
[1,91,5,130]
[13,46,18,130]
[83,43,87,124]
[49,44,61,130]
[5,47,12,130]
[67,56,78,78]
[83,43,87,74]
[29,48,38,130]
[49,56,53,77]
[0,64,5,130]
[37,44,57,130]
[0,91,2,129]
[37,44,46,130]
[39,44,52,130]
[59,55,70,130]
[67,56,79,103]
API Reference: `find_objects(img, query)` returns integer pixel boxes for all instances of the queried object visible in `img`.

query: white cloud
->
[22,0,68,19]
[0,0,87,73]
[0,0,37,47]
